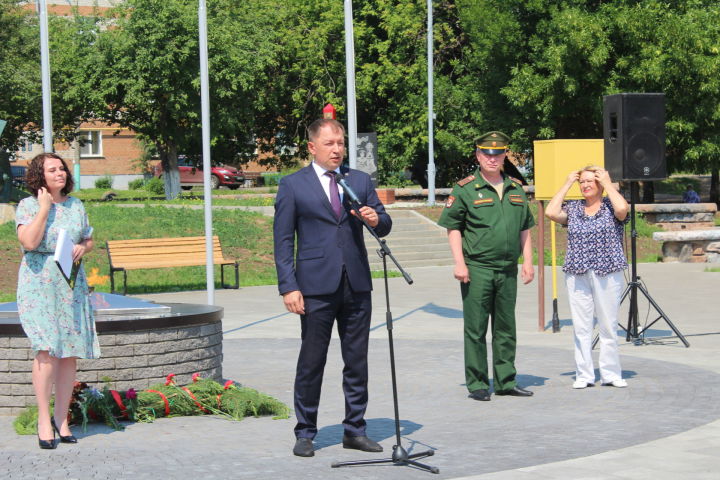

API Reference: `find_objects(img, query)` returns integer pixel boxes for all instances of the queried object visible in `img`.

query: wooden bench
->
[107,236,239,295]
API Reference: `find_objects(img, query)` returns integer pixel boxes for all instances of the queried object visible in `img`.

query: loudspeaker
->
[603,93,666,181]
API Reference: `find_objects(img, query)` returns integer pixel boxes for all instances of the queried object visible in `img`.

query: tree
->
[494,1,720,201]
[268,0,471,186]
[0,1,41,151]
[0,2,102,154]
[87,0,282,198]
[251,0,348,169]
[614,2,720,203]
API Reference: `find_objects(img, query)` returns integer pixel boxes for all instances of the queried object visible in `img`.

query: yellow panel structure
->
[534,139,604,200]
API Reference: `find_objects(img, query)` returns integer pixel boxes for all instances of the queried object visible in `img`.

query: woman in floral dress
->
[16,153,100,449]
[545,166,630,390]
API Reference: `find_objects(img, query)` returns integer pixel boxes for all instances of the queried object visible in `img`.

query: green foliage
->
[13,405,38,435]
[82,0,284,198]
[260,172,284,186]
[81,204,276,294]
[131,139,158,175]
[94,175,113,189]
[0,1,109,151]
[218,386,290,421]
[383,171,414,188]
[0,203,277,300]
[0,1,42,151]
[13,397,58,435]
[633,214,663,238]
[14,377,289,434]
[132,378,289,423]
[144,177,165,195]
[76,384,126,431]
[73,188,158,201]
[128,178,145,190]
[3,0,720,191]
[497,0,720,179]
[654,176,701,196]
[71,188,276,205]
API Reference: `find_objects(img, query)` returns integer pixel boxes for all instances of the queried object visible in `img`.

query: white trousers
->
[565,270,625,384]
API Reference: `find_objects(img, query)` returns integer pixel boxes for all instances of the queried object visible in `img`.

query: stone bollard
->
[653,230,720,263]
[637,203,717,230]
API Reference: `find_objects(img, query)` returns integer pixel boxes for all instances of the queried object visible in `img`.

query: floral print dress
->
[562,196,629,276]
[15,196,100,359]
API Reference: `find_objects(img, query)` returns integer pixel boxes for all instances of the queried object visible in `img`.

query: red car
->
[154,155,245,190]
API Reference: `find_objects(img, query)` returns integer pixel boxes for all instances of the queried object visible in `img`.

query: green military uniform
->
[438,161,535,393]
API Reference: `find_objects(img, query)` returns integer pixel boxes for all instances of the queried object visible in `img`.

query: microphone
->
[335,173,362,205]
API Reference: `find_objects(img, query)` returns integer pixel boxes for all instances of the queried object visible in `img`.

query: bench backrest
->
[108,236,234,270]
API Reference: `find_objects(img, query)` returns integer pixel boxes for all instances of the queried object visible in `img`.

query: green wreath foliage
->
[14,375,289,435]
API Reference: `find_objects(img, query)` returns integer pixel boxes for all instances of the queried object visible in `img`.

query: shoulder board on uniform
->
[457,175,476,187]
[508,176,523,186]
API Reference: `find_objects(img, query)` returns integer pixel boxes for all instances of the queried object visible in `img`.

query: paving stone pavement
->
[1,263,719,479]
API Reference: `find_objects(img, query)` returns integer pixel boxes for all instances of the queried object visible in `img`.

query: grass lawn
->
[0,205,276,301]
[73,188,276,206]
[0,203,399,302]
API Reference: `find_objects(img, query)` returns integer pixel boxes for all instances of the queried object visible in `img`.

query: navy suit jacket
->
[274,165,392,297]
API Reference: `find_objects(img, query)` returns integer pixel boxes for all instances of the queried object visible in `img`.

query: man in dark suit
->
[274,119,392,457]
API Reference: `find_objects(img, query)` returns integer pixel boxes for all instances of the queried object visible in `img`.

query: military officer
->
[438,131,535,402]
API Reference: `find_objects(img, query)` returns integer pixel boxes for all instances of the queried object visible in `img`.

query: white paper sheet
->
[54,228,75,280]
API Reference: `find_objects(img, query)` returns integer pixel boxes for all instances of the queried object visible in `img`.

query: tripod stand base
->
[592,280,689,349]
[332,444,439,473]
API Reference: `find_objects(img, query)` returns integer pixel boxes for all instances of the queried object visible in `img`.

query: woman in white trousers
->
[545,166,630,389]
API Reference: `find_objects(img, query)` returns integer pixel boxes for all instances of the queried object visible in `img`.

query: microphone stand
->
[331,196,439,474]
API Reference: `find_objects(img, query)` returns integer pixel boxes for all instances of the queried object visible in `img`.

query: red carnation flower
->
[126,388,137,400]
[192,373,201,383]
[223,380,234,390]
[165,373,176,386]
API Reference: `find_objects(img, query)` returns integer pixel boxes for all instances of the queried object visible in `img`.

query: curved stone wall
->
[0,302,223,415]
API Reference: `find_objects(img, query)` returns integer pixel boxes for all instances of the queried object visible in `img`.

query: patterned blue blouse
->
[562,197,628,276]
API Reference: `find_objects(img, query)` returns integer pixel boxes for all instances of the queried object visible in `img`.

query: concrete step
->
[368,250,454,264]
[364,233,447,245]
[380,215,429,224]
[364,210,453,268]
[369,258,454,269]
[378,223,440,233]
[366,242,451,254]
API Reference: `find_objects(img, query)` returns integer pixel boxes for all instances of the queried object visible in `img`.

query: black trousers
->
[294,272,372,439]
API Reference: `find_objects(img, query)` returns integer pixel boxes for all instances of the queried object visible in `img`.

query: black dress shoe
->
[52,417,78,444]
[342,435,383,452]
[37,423,57,450]
[468,389,491,401]
[293,438,314,457]
[495,386,534,397]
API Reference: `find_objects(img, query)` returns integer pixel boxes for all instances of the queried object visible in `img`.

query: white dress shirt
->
[311,162,344,203]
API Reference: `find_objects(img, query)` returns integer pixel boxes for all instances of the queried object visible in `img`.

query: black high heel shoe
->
[51,417,78,444]
[37,422,57,450]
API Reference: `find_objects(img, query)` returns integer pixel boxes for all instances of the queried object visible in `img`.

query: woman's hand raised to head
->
[566,171,580,185]
[594,169,613,189]
[37,187,53,211]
